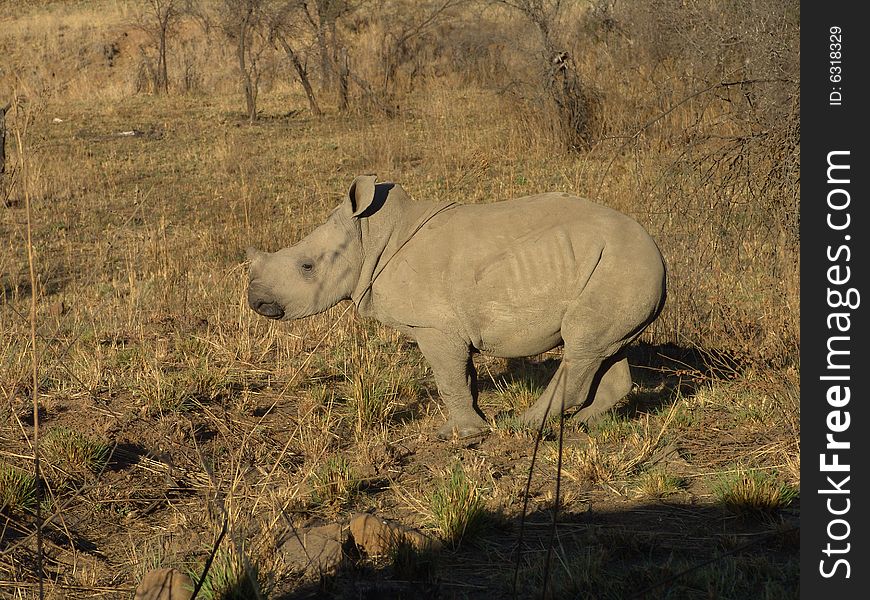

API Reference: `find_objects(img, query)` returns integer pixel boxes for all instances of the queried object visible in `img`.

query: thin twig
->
[542,373,567,598]
[512,367,566,598]
[17,100,45,600]
[188,514,228,600]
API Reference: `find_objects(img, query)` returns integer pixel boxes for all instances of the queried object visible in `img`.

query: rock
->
[281,522,346,574]
[134,568,193,600]
[349,513,442,557]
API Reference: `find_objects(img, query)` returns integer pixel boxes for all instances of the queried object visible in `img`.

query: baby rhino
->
[247,176,666,439]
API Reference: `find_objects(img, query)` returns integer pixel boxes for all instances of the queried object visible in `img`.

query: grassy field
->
[1,1,799,598]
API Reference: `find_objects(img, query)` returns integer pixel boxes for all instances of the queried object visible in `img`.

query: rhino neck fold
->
[351,191,457,316]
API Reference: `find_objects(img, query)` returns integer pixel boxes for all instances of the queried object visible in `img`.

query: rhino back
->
[370,193,663,353]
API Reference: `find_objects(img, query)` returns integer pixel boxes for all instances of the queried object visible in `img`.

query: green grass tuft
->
[491,375,543,413]
[41,426,110,486]
[428,462,487,548]
[494,410,561,439]
[309,455,361,508]
[713,468,798,514]
[340,338,420,435]
[189,547,269,600]
[0,462,37,514]
[632,468,687,499]
[588,411,639,442]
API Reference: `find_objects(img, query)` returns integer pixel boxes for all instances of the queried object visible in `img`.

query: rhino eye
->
[300,261,315,274]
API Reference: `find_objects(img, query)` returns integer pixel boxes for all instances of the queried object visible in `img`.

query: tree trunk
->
[277,36,322,116]
[317,22,333,90]
[150,0,174,94]
[158,19,170,93]
[236,10,257,122]
[337,48,349,112]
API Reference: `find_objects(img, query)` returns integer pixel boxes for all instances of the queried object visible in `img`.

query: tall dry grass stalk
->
[15,97,45,600]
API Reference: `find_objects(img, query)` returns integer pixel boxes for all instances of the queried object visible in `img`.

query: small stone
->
[281,522,346,574]
[134,568,193,600]
[349,513,441,557]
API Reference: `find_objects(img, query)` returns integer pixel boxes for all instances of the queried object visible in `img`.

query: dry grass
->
[308,455,360,510]
[632,468,688,499]
[0,1,799,598]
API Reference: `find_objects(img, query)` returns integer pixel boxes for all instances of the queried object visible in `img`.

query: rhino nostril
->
[252,300,285,319]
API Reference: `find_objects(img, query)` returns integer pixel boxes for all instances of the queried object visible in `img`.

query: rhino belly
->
[461,230,578,357]
[471,303,565,357]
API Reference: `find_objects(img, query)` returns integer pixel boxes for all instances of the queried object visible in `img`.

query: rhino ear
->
[245,247,262,261]
[347,175,378,218]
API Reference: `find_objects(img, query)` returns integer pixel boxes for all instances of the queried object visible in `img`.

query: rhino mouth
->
[250,299,285,320]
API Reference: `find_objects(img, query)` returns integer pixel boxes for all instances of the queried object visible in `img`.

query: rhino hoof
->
[436,420,490,441]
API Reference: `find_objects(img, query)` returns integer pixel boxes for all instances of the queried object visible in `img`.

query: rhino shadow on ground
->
[478,341,724,424]
[618,341,725,418]
[268,500,799,600]
[263,342,794,598]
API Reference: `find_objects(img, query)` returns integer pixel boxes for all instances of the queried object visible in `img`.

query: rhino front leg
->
[412,328,490,440]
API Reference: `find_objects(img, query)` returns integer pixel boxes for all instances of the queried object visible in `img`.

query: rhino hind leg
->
[574,355,632,423]
[519,289,638,429]
[412,328,490,440]
[518,356,604,429]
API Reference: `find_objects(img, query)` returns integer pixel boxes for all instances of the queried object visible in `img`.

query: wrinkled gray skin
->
[247,176,666,440]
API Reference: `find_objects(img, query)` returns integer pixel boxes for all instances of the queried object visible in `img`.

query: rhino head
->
[246,175,389,320]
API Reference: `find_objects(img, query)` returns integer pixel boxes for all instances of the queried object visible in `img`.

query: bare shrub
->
[272,0,475,116]
[496,0,602,150]
[133,0,182,94]
[304,0,353,95]
[544,50,600,151]
[215,0,274,122]
[268,6,323,116]
[574,0,801,368]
